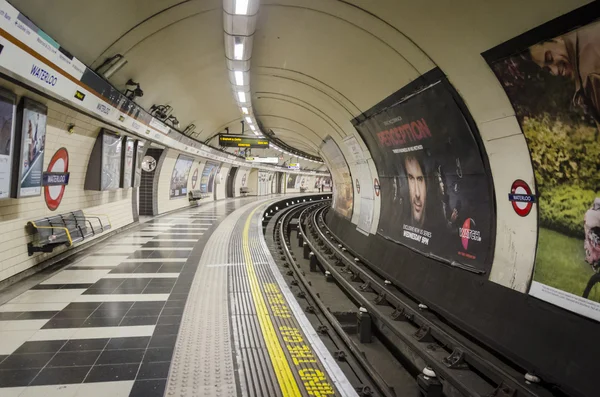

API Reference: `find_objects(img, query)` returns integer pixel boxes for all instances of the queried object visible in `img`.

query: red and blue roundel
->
[44,148,69,211]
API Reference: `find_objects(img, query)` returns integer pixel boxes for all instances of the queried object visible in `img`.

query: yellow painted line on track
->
[242,207,302,397]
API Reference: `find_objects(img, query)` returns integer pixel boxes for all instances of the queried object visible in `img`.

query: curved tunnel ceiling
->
[11,0,591,169]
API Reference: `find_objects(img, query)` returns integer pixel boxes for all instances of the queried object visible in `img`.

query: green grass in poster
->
[534,227,600,302]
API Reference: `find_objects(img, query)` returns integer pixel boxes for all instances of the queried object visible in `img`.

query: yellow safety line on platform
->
[242,207,302,397]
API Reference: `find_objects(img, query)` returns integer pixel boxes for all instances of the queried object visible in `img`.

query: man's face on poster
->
[405,157,426,226]
[529,38,573,78]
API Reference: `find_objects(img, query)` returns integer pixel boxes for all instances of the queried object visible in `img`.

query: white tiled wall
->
[0,80,135,283]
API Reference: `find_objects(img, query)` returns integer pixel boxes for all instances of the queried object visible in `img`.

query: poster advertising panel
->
[120,137,134,189]
[343,135,375,235]
[484,12,600,321]
[0,88,16,199]
[133,140,145,188]
[170,154,194,199]
[320,137,353,219]
[287,174,297,189]
[200,161,219,193]
[354,79,494,273]
[207,163,220,193]
[12,98,47,197]
[100,131,122,190]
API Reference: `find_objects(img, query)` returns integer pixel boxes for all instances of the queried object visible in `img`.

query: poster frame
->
[120,136,134,189]
[481,2,600,318]
[352,68,497,273]
[11,97,48,198]
[0,87,16,200]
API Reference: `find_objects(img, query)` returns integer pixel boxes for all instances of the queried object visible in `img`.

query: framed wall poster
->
[170,154,194,199]
[483,4,600,321]
[12,97,47,198]
[100,131,122,190]
[0,88,16,200]
[133,140,146,188]
[120,137,134,189]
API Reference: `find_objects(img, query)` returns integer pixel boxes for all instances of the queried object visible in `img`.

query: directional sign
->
[508,179,536,217]
[246,157,278,163]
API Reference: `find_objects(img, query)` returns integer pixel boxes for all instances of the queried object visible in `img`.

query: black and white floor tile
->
[0,203,244,397]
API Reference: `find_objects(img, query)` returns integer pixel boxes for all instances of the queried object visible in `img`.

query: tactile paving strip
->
[164,206,243,397]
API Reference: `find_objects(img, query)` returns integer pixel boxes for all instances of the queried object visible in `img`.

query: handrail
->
[81,213,112,231]
[28,223,74,246]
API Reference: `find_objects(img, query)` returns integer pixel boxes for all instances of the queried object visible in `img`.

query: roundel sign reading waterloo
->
[373,178,380,197]
[44,148,70,211]
[191,168,199,189]
[508,179,536,217]
[356,178,360,194]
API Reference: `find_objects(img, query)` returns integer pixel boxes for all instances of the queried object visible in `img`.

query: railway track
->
[263,196,559,397]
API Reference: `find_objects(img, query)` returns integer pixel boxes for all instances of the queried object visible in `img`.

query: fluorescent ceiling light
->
[253,130,259,135]
[234,42,244,60]
[235,0,249,15]
[250,124,256,131]
[234,71,244,85]
[245,116,252,123]
[237,91,246,102]
[241,107,248,114]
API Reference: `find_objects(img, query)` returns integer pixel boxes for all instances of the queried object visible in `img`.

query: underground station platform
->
[0,195,361,397]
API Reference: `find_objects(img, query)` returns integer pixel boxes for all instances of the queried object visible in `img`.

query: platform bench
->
[240,187,250,197]
[189,190,203,202]
[26,210,111,256]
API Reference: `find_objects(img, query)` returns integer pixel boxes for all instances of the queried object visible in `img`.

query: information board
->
[219,134,269,148]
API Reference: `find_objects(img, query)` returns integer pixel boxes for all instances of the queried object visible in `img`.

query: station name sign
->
[218,134,269,148]
[288,163,300,170]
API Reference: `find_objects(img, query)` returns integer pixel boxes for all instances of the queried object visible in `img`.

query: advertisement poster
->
[100,131,122,190]
[295,175,305,189]
[121,137,134,188]
[208,164,220,193]
[133,140,145,188]
[485,16,600,320]
[170,154,194,199]
[355,81,494,273]
[0,89,16,199]
[14,98,47,197]
[320,137,353,219]
[343,135,375,235]
[287,174,298,189]
[200,161,218,194]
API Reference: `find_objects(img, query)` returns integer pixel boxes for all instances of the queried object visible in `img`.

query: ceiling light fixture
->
[234,42,244,60]
[235,0,249,15]
[241,107,248,114]
[234,71,244,85]
[250,124,256,131]
[237,91,246,102]
[245,116,252,123]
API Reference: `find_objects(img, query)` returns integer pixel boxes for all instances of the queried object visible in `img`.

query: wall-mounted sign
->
[12,98,47,198]
[508,180,536,217]
[288,163,300,170]
[246,156,278,163]
[170,154,194,199]
[44,147,69,211]
[218,134,269,148]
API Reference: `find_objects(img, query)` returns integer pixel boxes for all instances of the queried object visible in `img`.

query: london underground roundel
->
[45,148,69,211]
[508,179,536,217]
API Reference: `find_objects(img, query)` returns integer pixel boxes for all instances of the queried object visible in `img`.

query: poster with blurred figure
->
[354,79,494,273]
[486,16,600,321]
[15,98,47,197]
[169,155,194,198]
[287,174,297,189]
[320,137,353,219]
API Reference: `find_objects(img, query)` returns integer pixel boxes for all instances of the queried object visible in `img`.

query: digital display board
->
[219,134,269,148]
[12,98,47,198]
